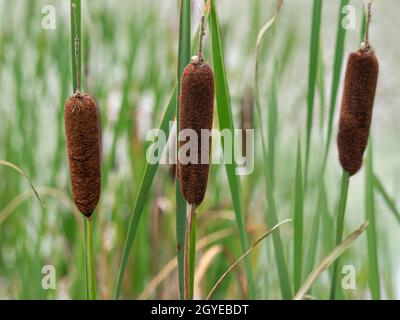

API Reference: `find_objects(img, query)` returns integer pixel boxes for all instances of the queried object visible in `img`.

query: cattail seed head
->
[337,49,379,176]
[64,93,101,217]
[178,62,214,206]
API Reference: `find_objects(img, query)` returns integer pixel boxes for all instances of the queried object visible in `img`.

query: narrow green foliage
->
[304,182,326,280]
[104,30,140,183]
[305,0,323,181]
[176,0,191,299]
[207,219,291,300]
[316,44,326,131]
[268,63,278,188]
[365,143,380,299]
[0,160,43,207]
[253,0,292,299]
[209,0,255,299]
[374,175,400,224]
[323,0,349,171]
[294,139,304,292]
[295,222,368,300]
[114,89,177,299]
[330,170,350,299]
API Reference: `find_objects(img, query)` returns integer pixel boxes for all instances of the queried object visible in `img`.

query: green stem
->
[330,170,350,299]
[84,216,96,300]
[183,204,196,300]
[189,212,197,299]
[70,0,81,93]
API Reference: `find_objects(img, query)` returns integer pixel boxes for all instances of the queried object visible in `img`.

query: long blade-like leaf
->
[304,182,326,281]
[254,0,292,299]
[374,175,400,224]
[0,160,44,207]
[304,0,323,181]
[206,219,291,300]
[330,170,350,299]
[294,222,369,300]
[114,89,177,299]
[311,0,349,289]
[322,0,350,172]
[209,0,255,298]
[293,139,304,292]
[365,143,380,299]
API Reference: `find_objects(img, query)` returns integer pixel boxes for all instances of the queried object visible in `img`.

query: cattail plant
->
[178,10,215,300]
[64,0,100,300]
[331,0,378,299]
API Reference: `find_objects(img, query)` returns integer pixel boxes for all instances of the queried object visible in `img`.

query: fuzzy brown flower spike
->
[337,0,379,176]
[178,60,215,206]
[337,49,379,176]
[64,94,101,217]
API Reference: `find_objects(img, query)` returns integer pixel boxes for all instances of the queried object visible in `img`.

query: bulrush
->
[178,11,215,300]
[64,93,101,217]
[66,1,99,300]
[331,0,379,300]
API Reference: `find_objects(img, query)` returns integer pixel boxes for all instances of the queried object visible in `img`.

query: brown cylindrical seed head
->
[64,94,101,217]
[337,49,379,176]
[178,62,215,206]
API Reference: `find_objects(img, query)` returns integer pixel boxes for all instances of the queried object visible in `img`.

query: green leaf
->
[206,219,292,300]
[268,63,278,188]
[0,160,44,208]
[294,222,369,300]
[322,0,349,171]
[374,175,400,224]
[293,139,304,292]
[104,27,140,187]
[176,0,191,299]
[365,143,381,299]
[316,44,326,131]
[113,89,177,299]
[330,170,350,299]
[304,182,326,283]
[254,0,292,299]
[209,0,255,299]
[304,0,323,181]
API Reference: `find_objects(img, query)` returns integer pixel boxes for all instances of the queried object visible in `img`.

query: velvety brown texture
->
[64,94,101,217]
[337,49,379,176]
[178,62,215,205]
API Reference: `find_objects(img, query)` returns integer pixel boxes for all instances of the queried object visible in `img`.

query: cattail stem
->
[71,1,81,93]
[363,0,372,50]
[183,203,196,300]
[197,14,206,63]
[329,170,350,299]
[84,216,96,300]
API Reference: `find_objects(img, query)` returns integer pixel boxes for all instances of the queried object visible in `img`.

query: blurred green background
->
[0,0,399,299]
